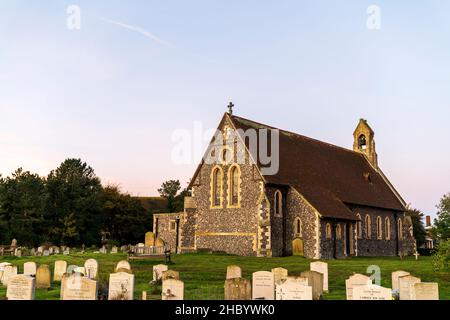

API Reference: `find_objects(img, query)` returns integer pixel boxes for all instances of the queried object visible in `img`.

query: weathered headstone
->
[37,246,44,254]
[23,262,37,276]
[74,267,86,276]
[162,279,184,300]
[391,270,410,292]
[30,248,36,256]
[346,273,372,300]
[352,284,392,300]
[300,270,323,300]
[108,272,135,300]
[111,246,118,254]
[310,261,328,292]
[99,246,107,254]
[120,245,128,253]
[224,278,251,300]
[252,271,275,300]
[1,265,18,286]
[6,275,35,300]
[145,231,155,247]
[84,259,98,279]
[36,265,51,289]
[63,248,70,255]
[15,248,22,257]
[43,250,50,256]
[226,265,242,280]
[271,267,288,285]
[275,279,312,300]
[66,265,78,274]
[153,264,168,282]
[61,273,97,300]
[399,275,421,300]
[115,260,131,272]
[54,260,67,282]
[162,270,180,281]
[411,282,439,300]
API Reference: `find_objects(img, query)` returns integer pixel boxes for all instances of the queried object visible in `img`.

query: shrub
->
[431,239,450,271]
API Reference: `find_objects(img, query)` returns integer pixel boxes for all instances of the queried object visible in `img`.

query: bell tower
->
[353,119,378,168]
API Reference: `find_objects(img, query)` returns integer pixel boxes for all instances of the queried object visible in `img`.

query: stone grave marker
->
[411,282,439,300]
[145,231,155,247]
[111,246,118,254]
[0,262,11,282]
[84,259,98,279]
[30,248,36,256]
[63,248,70,255]
[271,267,288,285]
[1,265,18,286]
[162,279,184,300]
[300,270,323,300]
[61,273,97,300]
[286,276,309,286]
[116,260,131,272]
[66,265,78,274]
[54,260,67,282]
[399,275,421,300]
[226,265,242,280]
[15,248,22,257]
[391,270,410,292]
[108,271,135,300]
[162,270,180,281]
[310,261,328,292]
[99,246,107,254]
[24,262,37,276]
[74,267,86,276]
[37,246,44,254]
[153,264,168,282]
[49,247,54,254]
[345,273,372,300]
[43,250,50,256]
[252,271,275,300]
[36,265,51,289]
[6,275,35,300]
[352,284,392,300]
[224,278,251,300]
[53,247,60,255]
[275,279,312,300]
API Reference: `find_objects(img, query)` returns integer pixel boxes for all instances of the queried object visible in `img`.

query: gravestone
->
[53,247,60,255]
[411,282,439,300]
[99,246,107,254]
[226,265,242,280]
[54,260,67,282]
[162,279,184,300]
[116,260,131,272]
[271,267,288,285]
[153,264,168,282]
[286,276,309,286]
[155,238,165,247]
[224,278,251,300]
[36,265,51,289]
[24,262,37,276]
[43,250,50,256]
[49,247,54,255]
[310,261,328,292]
[84,259,98,279]
[61,273,97,300]
[1,265,18,286]
[120,245,128,253]
[399,275,421,300]
[300,270,323,300]
[74,267,86,275]
[30,248,36,256]
[345,273,372,300]
[162,270,180,281]
[145,231,155,247]
[66,265,79,274]
[111,246,118,254]
[137,243,145,248]
[0,262,12,282]
[352,284,392,300]
[252,271,275,300]
[391,270,410,292]
[275,279,312,300]
[108,272,135,300]
[6,275,35,300]
[37,246,44,254]
[63,248,70,255]
[15,248,22,257]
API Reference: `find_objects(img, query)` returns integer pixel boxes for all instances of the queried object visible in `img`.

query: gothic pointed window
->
[294,217,302,237]
[365,215,372,239]
[376,216,383,240]
[398,218,403,240]
[274,190,282,217]
[228,164,240,207]
[336,224,342,240]
[326,223,332,239]
[211,166,223,208]
[385,217,391,240]
[356,213,362,239]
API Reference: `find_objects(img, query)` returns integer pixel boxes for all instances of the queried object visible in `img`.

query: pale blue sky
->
[0,1,449,218]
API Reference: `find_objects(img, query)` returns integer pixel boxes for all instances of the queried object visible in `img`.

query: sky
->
[0,1,449,218]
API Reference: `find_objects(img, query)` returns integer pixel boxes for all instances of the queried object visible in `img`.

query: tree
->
[406,207,427,248]
[46,159,103,246]
[158,180,181,213]
[432,193,450,241]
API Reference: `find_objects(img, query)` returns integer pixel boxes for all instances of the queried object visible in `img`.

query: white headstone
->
[275,280,312,300]
[252,271,275,300]
[43,250,50,256]
[345,274,372,300]
[153,264,168,282]
[116,260,131,272]
[1,265,18,286]
[310,261,328,292]
[391,270,410,292]
[54,260,68,282]
[6,275,35,300]
[352,284,392,300]
[84,259,99,279]
[23,262,37,276]
[271,267,288,285]
[108,272,135,300]
[399,275,421,300]
[411,282,439,300]
[226,265,242,280]
[61,273,97,300]
[162,279,184,300]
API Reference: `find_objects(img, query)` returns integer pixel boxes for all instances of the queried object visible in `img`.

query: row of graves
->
[0,259,440,300]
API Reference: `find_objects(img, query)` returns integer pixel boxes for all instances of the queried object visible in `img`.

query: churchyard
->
[0,250,448,300]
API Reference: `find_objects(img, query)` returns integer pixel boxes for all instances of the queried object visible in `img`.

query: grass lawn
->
[1,253,448,300]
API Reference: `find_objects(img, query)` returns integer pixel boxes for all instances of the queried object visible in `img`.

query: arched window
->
[211,166,223,208]
[365,215,371,239]
[358,134,367,150]
[274,190,282,217]
[385,217,391,240]
[326,223,332,239]
[336,224,342,240]
[356,213,362,239]
[227,164,241,207]
[398,218,403,240]
[294,217,302,236]
[376,216,383,240]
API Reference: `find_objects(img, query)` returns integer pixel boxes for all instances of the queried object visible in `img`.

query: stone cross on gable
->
[228,102,234,115]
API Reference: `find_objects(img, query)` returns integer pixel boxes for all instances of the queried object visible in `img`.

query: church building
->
[154,108,416,259]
